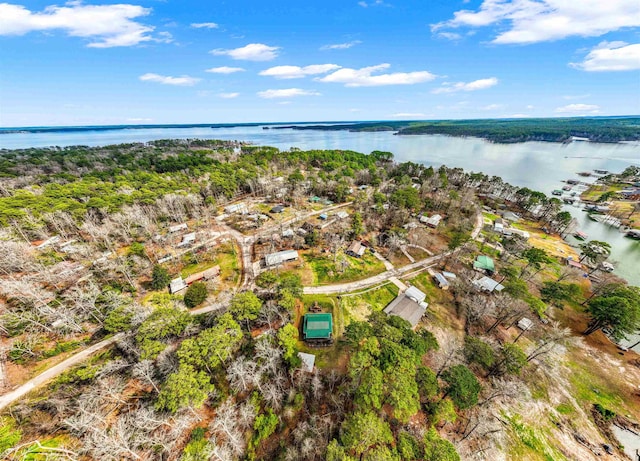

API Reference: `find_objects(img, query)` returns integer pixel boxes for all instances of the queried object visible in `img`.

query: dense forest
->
[268,117,640,143]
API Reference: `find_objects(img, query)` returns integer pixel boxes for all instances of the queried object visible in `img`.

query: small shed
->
[472,276,505,293]
[303,313,333,341]
[270,205,286,213]
[405,286,427,303]
[298,352,316,373]
[169,277,188,294]
[517,317,534,331]
[346,241,366,258]
[318,213,328,220]
[473,255,495,274]
[565,258,583,270]
[177,232,196,247]
[502,211,521,222]
[426,215,442,228]
[309,196,322,203]
[282,229,295,238]
[336,211,349,219]
[433,273,450,290]
[442,271,457,280]
[265,249,299,267]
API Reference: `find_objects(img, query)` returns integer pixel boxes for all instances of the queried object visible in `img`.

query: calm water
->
[1,126,639,286]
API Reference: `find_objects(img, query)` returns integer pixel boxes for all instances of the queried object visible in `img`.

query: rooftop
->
[384,294,427,328]
[303,313,333,340]
[474,255,495,272]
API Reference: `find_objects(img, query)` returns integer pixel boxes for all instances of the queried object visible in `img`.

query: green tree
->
[351,212,364,238]
[441,365,481,410]
[177,313,242,371]
[386,364,420,423]
[423,428,460,461]
[540,281,582,304]
[249,409,279,452]
[448,230,470,251]
[277,323,299,363]
[229,291,263,324]
[183,282,208,308]
[397,432,423,460]
[128,242,146,258]
[488,343,527,377]
[103,305,135,333]
[429,397,457,427]
[579,240,612,265]
[416,366,439,401]
[521,247,551,277]
[155,364,214,413]
[584,286,640,340]
[326,440,356,461]
[340,411,393,457]
[151,264,171,290]
[256,271,278,292]
[355,366,384,410]
[463,336,496,371]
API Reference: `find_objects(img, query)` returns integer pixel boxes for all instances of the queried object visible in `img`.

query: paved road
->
[0,211,482,412]
[304,211,483,295]
[303,251,452,295]
[0,333,125,412]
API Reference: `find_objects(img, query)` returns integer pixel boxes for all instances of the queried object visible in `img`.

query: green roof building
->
[303,313,333,340]
[473,255,495,273]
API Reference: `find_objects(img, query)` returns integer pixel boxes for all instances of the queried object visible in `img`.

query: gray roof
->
[298,352,316,372]
[472,276,505,293]
[405,286,426,303]
[265,249,299,266]
[384,295,427,328]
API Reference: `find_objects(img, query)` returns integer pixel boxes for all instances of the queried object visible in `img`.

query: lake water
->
[1,126,639,281]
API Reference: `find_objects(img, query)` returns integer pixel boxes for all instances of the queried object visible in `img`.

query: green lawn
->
[340,284,399,324]
[303,251,386,286]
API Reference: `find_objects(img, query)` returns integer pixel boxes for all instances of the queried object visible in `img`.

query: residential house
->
[265,249,299,267]
[303,313,333,342]
[383,286,428,328]
[346,240,366,258]
[433,273,450,290]
[473,255,495,274]
[472,276,505,293]
[224,203,248,214]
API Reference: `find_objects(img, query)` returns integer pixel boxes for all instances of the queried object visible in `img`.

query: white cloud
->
[526,104,535,109]
[391,113,426,117]
[435,32,463,41]
[317,63,436,87]
[571,41,640,71]
[431,0,640,44]
[481,103,505,110]
[211,43,279,61]
[126,117,153,122]
[191,22,218,29]
[555,103,600,114]
[432,77,498,94]
[320,40,361,50]
[259,64,341,79]
[358,0,389,7]
[205,66,245,74]
[217,92,239,98]
[139,73,200,86]
[0,2,157,47]
[257,88,321,99]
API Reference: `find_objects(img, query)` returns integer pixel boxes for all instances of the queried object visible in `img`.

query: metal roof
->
[303,313,333,339]
[265,249,299,266]
[474,255,495,271]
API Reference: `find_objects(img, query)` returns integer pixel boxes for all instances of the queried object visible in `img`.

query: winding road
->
[0,209,483,413]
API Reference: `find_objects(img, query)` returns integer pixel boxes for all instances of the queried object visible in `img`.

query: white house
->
[169,277,188,294]
[224,203,248,214]
[169,223,188,233]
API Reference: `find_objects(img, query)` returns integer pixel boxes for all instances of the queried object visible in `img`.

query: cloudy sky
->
[1,0,639,126]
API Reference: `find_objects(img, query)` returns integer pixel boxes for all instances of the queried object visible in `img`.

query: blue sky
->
[1,0,639,126]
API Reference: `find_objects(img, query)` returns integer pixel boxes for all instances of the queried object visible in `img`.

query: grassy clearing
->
[483,211,500,222]
[566,359,627,415]
[303,251,386,286]
[504,413,569,461]
[340,284,399,324]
